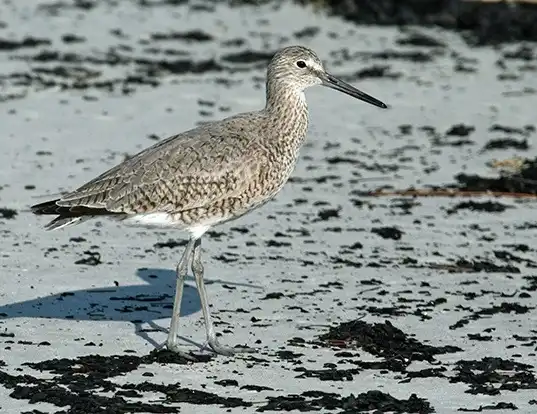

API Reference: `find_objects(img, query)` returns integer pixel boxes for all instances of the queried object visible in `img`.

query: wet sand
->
[1,1,537,413]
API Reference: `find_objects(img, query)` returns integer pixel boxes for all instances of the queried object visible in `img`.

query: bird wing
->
[57,118,262,214]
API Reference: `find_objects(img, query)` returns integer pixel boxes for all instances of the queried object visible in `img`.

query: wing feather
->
[56,117,261,214]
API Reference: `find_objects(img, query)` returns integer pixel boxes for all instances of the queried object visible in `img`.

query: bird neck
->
[263,80,309,148]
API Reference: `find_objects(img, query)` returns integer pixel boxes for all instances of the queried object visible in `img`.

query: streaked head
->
[267,45,387,109]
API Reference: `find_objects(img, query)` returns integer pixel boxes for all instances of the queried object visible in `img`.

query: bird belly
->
[122,212,182,228]
[119,158,297,234]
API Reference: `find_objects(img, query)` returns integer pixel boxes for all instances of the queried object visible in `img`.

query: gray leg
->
[191,238,255,356]
[166,237,196,354]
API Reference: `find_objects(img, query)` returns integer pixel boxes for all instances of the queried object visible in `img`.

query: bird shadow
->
[0,267,261,348]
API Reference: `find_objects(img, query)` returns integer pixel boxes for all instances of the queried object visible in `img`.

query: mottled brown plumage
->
[32,45,387,357]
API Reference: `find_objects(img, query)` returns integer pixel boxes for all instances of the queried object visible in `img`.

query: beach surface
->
[1,1,537,413]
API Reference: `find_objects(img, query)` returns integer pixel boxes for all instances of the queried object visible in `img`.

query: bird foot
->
[164,340,201,362]
[201,338,256,356]
[163,336,255,359]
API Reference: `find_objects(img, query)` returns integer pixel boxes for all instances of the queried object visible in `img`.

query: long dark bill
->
[321,72,388,109]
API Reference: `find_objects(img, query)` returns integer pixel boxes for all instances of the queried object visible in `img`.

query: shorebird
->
[32,45,388,357]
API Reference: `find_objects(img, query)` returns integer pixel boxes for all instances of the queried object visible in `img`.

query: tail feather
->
[31,199,123,231]
[31,199,64,215]
[44,216,89,231]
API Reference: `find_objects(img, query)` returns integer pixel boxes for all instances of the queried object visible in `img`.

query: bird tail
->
[31,199,63,215]
[46,216,92,231]
[31,199,117,231]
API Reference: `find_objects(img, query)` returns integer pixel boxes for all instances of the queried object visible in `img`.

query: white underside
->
[123,212,178,228]
[122,212,215,239]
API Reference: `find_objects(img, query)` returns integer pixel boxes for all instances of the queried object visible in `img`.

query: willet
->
[31,45,387,357]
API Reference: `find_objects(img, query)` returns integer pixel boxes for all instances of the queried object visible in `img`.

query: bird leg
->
[166,237,196,355]
[191,238,255,356]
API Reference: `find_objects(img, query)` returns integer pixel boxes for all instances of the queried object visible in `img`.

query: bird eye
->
[296,60,306,68]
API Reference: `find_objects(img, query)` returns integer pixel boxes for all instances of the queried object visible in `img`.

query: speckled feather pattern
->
[35,46,318,232]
